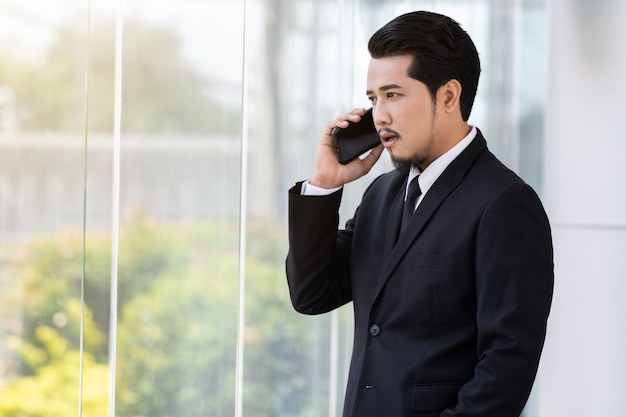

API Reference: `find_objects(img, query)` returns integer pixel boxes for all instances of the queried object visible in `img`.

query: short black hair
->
[368,11,481,121]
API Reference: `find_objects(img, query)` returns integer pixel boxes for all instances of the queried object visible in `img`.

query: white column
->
[539,1,626,416]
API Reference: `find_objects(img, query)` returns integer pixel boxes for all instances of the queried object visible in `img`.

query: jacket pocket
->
[411,382,462,413]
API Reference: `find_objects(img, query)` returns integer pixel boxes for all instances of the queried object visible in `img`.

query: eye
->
[386,92,398,99]
[368,96,377,104]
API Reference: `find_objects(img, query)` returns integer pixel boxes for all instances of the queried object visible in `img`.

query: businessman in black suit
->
[286,11,553,417]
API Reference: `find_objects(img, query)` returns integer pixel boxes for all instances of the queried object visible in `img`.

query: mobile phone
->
[332,108,380,164]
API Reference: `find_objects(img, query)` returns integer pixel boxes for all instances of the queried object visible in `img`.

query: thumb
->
[360,144,384,172]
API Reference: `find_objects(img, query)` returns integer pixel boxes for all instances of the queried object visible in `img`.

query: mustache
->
[378,127,400,138]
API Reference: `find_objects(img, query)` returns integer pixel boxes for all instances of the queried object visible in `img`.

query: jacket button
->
[369,324,381,336]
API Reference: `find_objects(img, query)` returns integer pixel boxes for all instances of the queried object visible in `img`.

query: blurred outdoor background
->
[0,0,624,416]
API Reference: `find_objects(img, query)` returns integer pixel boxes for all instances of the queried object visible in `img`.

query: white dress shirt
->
[406,126,477,212]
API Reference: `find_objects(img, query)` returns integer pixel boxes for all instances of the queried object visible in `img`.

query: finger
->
[324,108,369,138]
[334,108,367,127]
[345,108,367,122]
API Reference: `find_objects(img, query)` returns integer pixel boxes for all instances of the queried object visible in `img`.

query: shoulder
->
[449,138,547,219]
[467,152,550,230]
[466,146,533,197]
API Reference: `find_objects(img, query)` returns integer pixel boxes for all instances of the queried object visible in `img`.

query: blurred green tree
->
[0,17,240,134]
[3,215,326,417]
[114,225,312,417]
[16,213,189,369]
[0,306,108,417]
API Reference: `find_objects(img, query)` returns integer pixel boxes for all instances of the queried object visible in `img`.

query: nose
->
[372,105,391,128]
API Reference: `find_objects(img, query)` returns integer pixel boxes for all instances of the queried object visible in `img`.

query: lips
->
[378,129,399,147]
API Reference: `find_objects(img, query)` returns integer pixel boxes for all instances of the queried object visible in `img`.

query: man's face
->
[366,54,440,170]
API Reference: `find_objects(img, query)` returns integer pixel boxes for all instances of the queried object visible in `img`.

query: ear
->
[438,79,463,115]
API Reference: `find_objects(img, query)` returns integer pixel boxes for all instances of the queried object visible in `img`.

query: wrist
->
[309,174,342,190]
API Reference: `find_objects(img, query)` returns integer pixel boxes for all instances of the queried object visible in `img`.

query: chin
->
[391,154,426,172]
[391,158,412,173]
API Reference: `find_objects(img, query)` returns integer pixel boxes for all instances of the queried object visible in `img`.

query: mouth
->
[379,129,399,147]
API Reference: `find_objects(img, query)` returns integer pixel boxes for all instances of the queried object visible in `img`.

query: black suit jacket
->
[286,131,554,417]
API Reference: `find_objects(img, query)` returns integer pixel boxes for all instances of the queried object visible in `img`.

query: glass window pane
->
[0,0,104,414]
[248,0,548,416]
[240,1,361,415]
[0,0,548,416]
[111,1,244,416]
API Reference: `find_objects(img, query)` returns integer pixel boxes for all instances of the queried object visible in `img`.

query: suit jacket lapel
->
[375,131,488,298]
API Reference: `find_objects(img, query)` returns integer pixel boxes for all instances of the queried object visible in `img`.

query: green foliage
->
[0,324,108,417]
[18,232,109,366]
[2,214,326,417]
[239,256,312,416]
[115,220,310,417]
[18,213,189,367]
[115,262,238,417]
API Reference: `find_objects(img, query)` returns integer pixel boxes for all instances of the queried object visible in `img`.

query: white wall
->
[540,0,626,415]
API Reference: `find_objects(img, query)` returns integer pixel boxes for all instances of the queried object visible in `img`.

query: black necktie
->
[401,175,421,232]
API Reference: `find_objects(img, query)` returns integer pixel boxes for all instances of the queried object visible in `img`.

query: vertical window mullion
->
[108,1,125,416]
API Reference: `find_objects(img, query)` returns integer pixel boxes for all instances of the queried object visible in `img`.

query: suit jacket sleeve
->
[285,181,355,314]
[444,182,554,416]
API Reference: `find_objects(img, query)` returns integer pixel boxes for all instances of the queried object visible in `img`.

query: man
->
[286,11,553,417]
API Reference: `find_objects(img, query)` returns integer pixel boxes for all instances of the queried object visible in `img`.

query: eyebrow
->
[366,84,402,95]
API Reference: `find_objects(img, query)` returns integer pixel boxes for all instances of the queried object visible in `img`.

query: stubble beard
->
[390,133,434,173]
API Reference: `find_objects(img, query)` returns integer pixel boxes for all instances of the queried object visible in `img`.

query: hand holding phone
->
[331,108,380,164]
